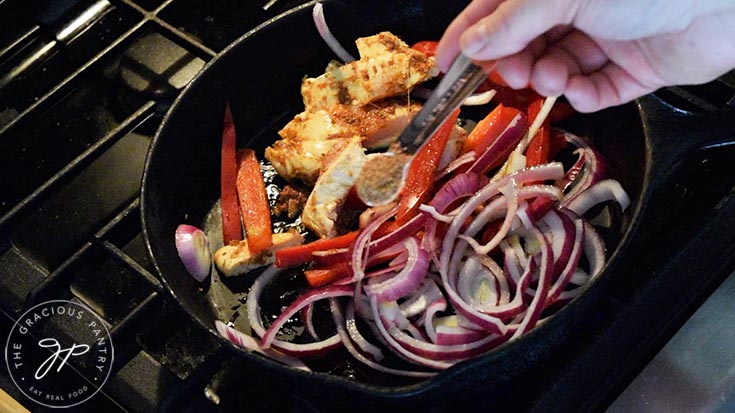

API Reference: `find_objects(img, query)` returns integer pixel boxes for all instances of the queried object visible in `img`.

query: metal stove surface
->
[0,0,734,412]
[609,268,735,412]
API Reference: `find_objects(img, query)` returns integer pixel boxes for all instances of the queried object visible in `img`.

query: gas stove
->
[1,1,735,412]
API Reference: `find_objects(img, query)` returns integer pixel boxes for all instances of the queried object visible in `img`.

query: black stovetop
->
[1,1,735,412]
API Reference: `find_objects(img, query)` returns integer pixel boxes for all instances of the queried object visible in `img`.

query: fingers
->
[565,65,655,112]
[494,36,546,88]
[529,31,608,96]
[436,0,504,71]
[459,0,578,61]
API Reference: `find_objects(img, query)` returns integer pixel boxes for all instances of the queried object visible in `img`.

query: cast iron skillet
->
[141,0,735,407]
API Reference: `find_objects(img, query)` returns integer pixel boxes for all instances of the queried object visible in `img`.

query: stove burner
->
[119,31,204,99]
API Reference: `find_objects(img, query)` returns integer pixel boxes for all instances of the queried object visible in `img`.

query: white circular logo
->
[4,300,114,409]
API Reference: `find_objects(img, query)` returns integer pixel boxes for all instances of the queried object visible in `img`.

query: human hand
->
[436,0,735,112]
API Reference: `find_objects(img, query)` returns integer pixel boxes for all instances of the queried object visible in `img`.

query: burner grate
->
[0,0,308,410]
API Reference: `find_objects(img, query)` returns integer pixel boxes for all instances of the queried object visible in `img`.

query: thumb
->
[460,0,580,61]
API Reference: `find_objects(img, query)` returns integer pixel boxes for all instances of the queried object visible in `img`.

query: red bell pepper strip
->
[395,109,460,225]
[525,98,552,168]
[304,241,405,287]
[461,104,523,156]
[411,40,438,56]
[487,70,508,87]
[220,103,242,244]
[524,99,570,164]
[275,231,360,268]
[235,149,273,255]
[304,262,352,287]
[275,221,396,268]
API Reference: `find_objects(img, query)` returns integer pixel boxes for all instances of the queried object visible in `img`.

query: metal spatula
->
[398,53,488,153]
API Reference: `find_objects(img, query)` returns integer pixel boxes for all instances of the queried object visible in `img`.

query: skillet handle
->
[637,94,735,190]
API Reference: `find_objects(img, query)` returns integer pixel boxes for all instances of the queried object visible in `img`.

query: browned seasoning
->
[273,184,308,219]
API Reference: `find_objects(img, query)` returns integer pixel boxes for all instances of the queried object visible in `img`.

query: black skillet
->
[141,0,735,409]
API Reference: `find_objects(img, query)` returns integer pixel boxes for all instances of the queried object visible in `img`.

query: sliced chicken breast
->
[301,137,367,238]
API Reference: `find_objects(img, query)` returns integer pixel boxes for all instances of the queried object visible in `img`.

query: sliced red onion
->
[566,179,631,216]
[344,302,385,361]
[312,3,355,63]
[468,112,528,174]
[364,237,429,302]
[556,150,587,194]
[545,210,585,307]
[330,299,434,377]
[561,132,608,204]
[370,298,455,368]
[569,268,590,285]
[457,255,499,308]
[404,321,428,342]
[459,180,520,255]
[387,323,503,361]
[435,323,489,346]
[539,210,572,273]
[501,239,523,288]
[215,320,311,371]
[175,224,211,282]
[378,301,507,361]
[399,277,445,319]
[517,197,555,227]
[353,281,373,320]
[448,178,560,278]
[438,252,509,334]
[510,226,553,339]
[582,220,607,277]
[301,303,319,340]
[247,265,343,356]
[483,256,511,305]
[418,204,456,223]
[422,297,449,344]
[457,255,487,304]
[473,257,535,318]
[439,166,559,277]
[345,206,397,283]
[364,213,426,259]
[429,172,488,211]
[436,151,477,179]
[260,284,353,349]
[506,234,529,268]
[557,269,591,302]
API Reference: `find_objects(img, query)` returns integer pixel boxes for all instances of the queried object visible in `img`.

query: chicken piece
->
[278,100,421,149]
[214,231,304,277]
[264,135,343,185]
[301,32,435,110]
[355,31,414,59]
[302,137,367,238]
